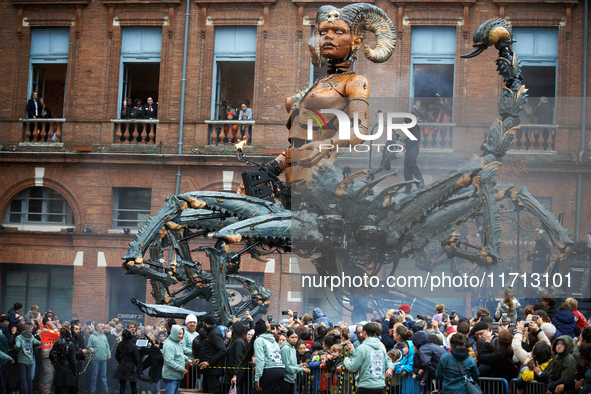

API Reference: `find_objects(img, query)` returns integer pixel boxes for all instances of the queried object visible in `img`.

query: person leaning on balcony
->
[141,97,157,142]
[26,91,40,138]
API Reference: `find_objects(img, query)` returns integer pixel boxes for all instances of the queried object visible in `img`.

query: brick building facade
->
[0,0,589,323]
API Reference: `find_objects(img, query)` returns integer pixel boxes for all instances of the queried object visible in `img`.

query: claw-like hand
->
[298,140,332,167]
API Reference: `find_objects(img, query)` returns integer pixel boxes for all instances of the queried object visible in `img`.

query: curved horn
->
[345,4,396,63]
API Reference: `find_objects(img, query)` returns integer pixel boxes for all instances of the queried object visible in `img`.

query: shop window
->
[112,188,151,229]
[4,187,74,227]
[1,266,73,320]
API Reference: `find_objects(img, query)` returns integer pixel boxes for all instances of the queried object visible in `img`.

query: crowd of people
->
[215,100,253,145]
[1,293,591,394]
[119,96,158,143]
[26,91,55,141]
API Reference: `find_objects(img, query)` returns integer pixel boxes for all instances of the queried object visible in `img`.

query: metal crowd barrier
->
[510,379,578,394]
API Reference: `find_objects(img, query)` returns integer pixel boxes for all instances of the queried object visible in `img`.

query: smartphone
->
[281,311,290,316]
[267,315,273,322]
[293,312,298,319]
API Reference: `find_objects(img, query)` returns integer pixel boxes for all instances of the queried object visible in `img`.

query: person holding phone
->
[195,315,226,394]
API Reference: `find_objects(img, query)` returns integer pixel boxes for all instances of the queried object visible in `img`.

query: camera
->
[524,322,531,328]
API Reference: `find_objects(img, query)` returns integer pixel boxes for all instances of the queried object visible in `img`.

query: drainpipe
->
[575,0,588,240]
[176,0,191,195]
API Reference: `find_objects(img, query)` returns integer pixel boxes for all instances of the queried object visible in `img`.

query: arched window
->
[4,187,74,229]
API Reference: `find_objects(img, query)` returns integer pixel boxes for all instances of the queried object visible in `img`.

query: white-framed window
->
[4,187,74,227]
[29,28,70,118]
[410,27,456,104]
[118,27,162,117]
[112,187,151,229]
[513,28,558,121]
[211,27,257,120]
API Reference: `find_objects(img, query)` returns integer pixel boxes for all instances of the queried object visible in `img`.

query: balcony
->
[20,118,65,143]
[418,122,455,150]
[205,120,255,145]
[510,124,558,151]
[111,119,159,144]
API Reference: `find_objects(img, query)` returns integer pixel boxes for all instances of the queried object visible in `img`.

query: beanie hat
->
[202,315,216,326]
[446,325,457,335]
[185,314,197,325]
[473,321,489,332]
[398,304,411,314]
[541,323,556,340]
[255,319,268,336]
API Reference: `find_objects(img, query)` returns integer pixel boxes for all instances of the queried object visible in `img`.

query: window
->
[4,187,74,227]
[119,27,162,116]
[113,188,151,228]
[1,266,73,319]
[108,267,146,325]
[513,28,558,119]
[211,27,257,120]
[410,27,456,103]
[29,28,69,118]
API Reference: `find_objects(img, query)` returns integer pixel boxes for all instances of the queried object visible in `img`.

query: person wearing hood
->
[88,323,111,394]
[280,329,309,393]
[162,325,190,394]
[393,339,416,394]
[252,319,284,393]
[552,303,581,339]
[435,333,478,394]
[114,329,140,394]
[195,314,226,393]
[50,328,77,394]
[411,329,445,387]
[545,335,577,393]
[312,308,332,327]
[343,322,394,393]
[15,322,40,394]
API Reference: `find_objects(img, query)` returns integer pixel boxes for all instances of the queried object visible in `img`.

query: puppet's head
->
[310,3,396,67]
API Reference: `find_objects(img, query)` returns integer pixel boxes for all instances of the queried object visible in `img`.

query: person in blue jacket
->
[435,333,479,394]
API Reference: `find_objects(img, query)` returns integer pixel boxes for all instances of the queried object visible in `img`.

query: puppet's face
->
[318,19,360,60]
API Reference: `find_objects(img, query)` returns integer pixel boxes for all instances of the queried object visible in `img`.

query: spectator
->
[162,325,189,394]
[180,314,198,388]
[70,322,88,394]
[577,343,591,394]
[530,229,552,275]
[512,320,550,363]
[343,322,394,393]
[312,308,332,327]
[534,96,554,150]
[553,302,581,339]
[7,303,22,327]
[222,112,238,144]
[15,322,40,394]
[435,333,479,394]
[280,329,308,394]
[546,335,577,393]
[393,338,415,377]
[398,304,412,319]
[50,328,77,394]
[565,298,588,332]
[495,288,521,322]
[114,329,140,394]
[24,305,41,323]
[88,322,111,394]
[39,316,60,394]
[225,322,249,394]
[513,341,552,393]
[237,102,252,121]
[27,91,40,118]
[476,330,519,381]
[433,304,445,323]
[195,314,226,393]
[251,319,284,394]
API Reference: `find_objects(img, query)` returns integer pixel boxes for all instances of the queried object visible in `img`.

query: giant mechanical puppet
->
[122,4,574,325]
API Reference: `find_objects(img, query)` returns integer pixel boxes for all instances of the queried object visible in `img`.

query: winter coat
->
[253,333,284,381]
[7,308,20,327]
[521,359,551,382]
[114,338,140,382]
[412,330,446,385]
[40,327,60,359]
[197,325,226,376]
[580,365,591,394]
[181,326,199,360]
[573,310,588,332]
[552,310,581,339]
[495,298,521,322]
[511,331,551,364]
[15,330,40,365]
[224,338,248,384]
[547,335,577,382]
[161,325,189,381]
[393,340,415,374]
[50,337,77,387]
[476,341,519,381]
[381,319,395,351]
[435,347,479,394]
[312,308,332,327]
[280,341,303,384]
[87,331,110,361]
[343,336,393,389]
